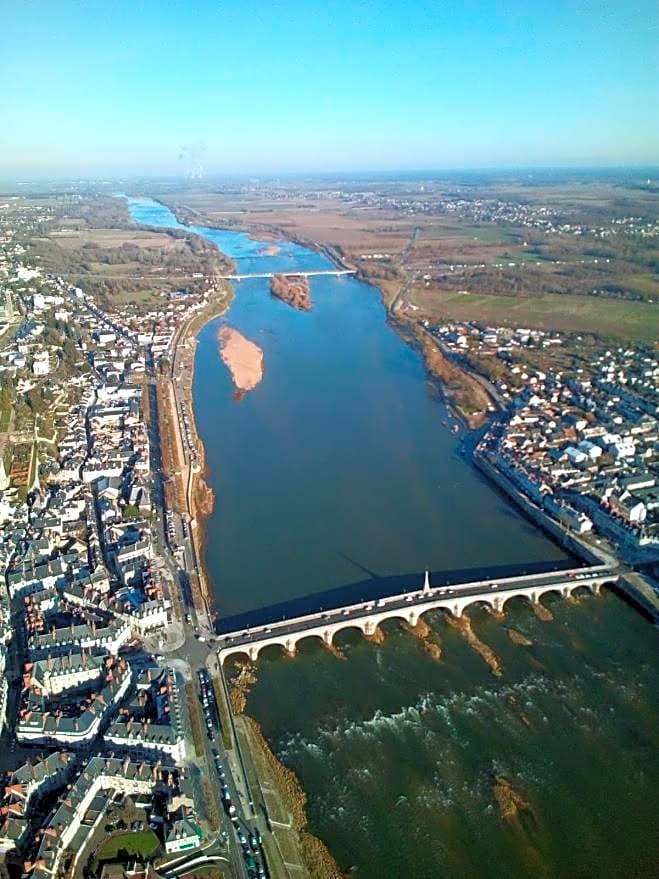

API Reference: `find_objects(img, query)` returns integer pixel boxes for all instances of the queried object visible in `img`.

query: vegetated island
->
[218,324,264,396]
[270,273,312,311]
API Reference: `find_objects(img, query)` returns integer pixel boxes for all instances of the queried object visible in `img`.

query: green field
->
[97,829,160,860]
[412,287,659,342]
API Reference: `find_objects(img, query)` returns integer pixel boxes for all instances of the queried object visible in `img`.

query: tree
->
[26,387,45,416]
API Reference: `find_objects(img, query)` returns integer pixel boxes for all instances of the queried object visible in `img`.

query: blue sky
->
[1,0,657,175]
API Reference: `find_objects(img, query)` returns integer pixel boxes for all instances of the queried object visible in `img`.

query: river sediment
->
[446,614,503,676]
[218,324,264,393]
[228,661,258,715]
[507,627,533,647]
[402,618,443,661]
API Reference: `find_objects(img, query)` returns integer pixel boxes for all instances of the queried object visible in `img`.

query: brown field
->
[166,191,417,252]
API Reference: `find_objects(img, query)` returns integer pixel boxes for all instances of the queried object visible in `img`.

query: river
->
[128,197,658,878]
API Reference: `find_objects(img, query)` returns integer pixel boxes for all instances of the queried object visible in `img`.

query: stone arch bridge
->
[218,565,619,664]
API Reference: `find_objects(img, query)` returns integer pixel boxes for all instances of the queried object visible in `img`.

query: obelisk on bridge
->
[423,570,431,593]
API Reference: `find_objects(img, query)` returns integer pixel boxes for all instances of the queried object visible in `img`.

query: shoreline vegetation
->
[352,261,496,428]
[270,273,312,311]
[412,327,492,429]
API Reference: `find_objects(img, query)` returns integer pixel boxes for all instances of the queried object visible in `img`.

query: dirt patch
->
[196,475,215,518]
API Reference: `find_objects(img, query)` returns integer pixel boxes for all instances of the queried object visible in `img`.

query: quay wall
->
[473,451,605,565]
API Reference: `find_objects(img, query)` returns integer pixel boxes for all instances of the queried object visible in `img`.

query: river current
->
[129,198,658,878]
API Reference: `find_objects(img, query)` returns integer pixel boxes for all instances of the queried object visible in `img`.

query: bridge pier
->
[217,567,615,667]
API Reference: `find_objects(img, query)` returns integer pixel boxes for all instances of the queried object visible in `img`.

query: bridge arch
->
[328,620,370,645]
[294,632,332,653]
[220,646,254,665]
[499,590,542,612]
[460,597,497,615]
[565,580,603,597]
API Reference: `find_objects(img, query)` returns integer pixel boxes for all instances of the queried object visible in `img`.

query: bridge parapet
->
[218,569,616,664]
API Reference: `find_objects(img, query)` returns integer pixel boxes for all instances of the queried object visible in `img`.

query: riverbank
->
[162,285,234,623]
[152,220,351,877]
[241,715,347,879]
[226,662,347,879]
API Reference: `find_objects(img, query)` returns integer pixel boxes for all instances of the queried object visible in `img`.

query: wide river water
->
[129,198,658,878]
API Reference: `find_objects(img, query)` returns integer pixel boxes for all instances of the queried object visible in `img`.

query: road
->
[218,565,618,657]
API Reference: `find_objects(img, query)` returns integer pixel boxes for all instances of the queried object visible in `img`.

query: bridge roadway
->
[220,269,356,281]
[217,564,620,663]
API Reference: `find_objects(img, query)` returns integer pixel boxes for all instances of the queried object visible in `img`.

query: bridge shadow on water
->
[215,557,581,634]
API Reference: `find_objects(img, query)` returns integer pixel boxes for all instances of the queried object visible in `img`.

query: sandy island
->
[218,324,264,393]
[258,243,281,256]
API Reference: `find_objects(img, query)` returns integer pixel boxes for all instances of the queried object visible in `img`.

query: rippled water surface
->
[248,591,658,878]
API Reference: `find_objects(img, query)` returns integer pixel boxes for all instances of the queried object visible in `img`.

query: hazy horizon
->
[2,164,659,190]
[2,0,658,176]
